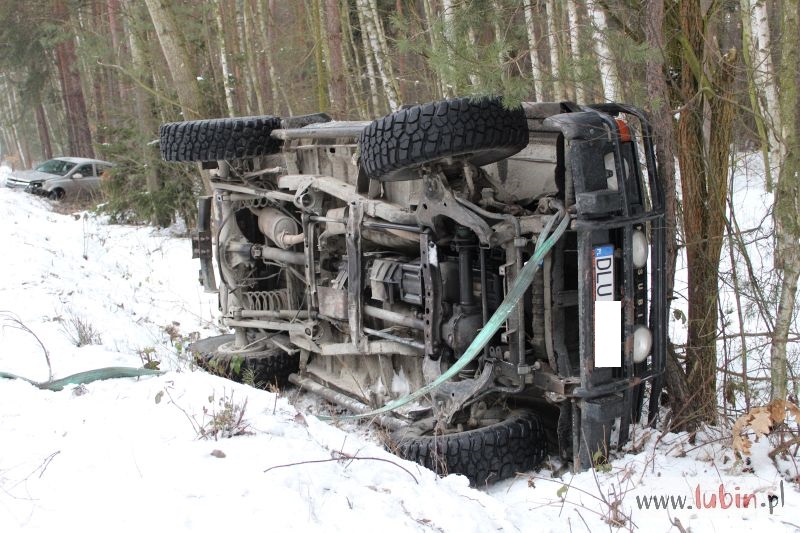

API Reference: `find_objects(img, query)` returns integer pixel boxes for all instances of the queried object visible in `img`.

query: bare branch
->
[0,311,52,382]
[264,450,419,484]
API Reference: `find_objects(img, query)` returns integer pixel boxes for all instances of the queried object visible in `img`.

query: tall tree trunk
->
[242,0,264,113]
[341,2,369,117]
[53,0,94,159]
[35,102,52,161]
[491,2,508,88]
[590,2,618,102]
[129,9,171,226]
[105,0,127,105]
[545,0,566,100]
[325,0,347,115]
[144,0,213,193]
[740,0,783,190]
[523,0,546,101]
[91,1,108,144]
[395,0,407,97]
[423,0,446,98]
[771,0,800,401]
[260,0,289,115]
[356,3,382,114]
[310,0,329,112]
[643,0,686,420]
[215,0,236,117]
[357,0,400,110]
[752,0,784,160]
[143,0,210,121]
[232,0,248,114]
[566,0,584,102]
[675,0,738,425]
[5,87,29,168]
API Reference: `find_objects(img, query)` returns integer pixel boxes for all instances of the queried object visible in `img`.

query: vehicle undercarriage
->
[161,97,666,485]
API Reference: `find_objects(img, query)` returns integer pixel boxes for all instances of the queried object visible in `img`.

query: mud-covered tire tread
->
[189,334,298,388]
[391,410,546,486]
[359,96,529,179]
[160,116,282,162]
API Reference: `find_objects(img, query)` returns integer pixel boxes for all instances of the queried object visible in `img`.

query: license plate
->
[593,245,615,300]
[593,244,620,367]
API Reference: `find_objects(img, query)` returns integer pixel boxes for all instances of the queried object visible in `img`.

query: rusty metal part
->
[288,373,406,431]
[415,172,494,245]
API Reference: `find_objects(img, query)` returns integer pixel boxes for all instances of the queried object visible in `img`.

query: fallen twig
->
[37,451,61,479]
[264,450,419,484]
[769,436,800,460]
[0,312,52,381]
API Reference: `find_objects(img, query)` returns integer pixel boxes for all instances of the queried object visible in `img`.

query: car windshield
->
[34,159,77,176]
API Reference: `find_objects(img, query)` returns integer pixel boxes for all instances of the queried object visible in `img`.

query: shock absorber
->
[455,227,476,308]
[452,227,481,379]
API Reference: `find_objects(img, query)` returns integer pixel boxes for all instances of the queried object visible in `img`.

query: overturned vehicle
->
[160,97,666,485]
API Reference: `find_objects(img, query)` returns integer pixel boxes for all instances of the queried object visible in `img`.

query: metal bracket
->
[193,195,217,292]
[346,202,364,347]
[420,232,443,358]
[435,361,497,425]
[416,172,495,246]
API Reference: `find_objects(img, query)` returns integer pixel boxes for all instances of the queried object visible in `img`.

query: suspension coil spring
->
[242,289,290,311]
[232,197,271,210]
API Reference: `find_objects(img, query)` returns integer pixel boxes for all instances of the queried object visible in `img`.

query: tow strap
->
[0,367,162,391]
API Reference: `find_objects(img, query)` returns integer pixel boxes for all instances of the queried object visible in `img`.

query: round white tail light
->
[632,230,649,268]
[632,325,652,363]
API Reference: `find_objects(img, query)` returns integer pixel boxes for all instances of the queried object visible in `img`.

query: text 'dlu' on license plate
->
[594,245,621,368]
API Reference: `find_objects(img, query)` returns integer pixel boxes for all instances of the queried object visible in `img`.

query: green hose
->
[320,209,571,421]
[0,367,163,391]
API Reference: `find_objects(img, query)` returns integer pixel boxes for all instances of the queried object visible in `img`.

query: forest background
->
[0,0,797,434]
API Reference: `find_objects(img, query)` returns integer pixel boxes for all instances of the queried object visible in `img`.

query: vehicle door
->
[69,163,96,195]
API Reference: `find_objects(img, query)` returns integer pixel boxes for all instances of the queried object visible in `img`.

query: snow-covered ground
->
[1,166,797,532]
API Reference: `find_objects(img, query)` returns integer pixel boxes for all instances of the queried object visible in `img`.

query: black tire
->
[189,334,299,389]
[48,189,65,201]
[359,96,529,180]
[390,410,546,486]
[160,115,282,162]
